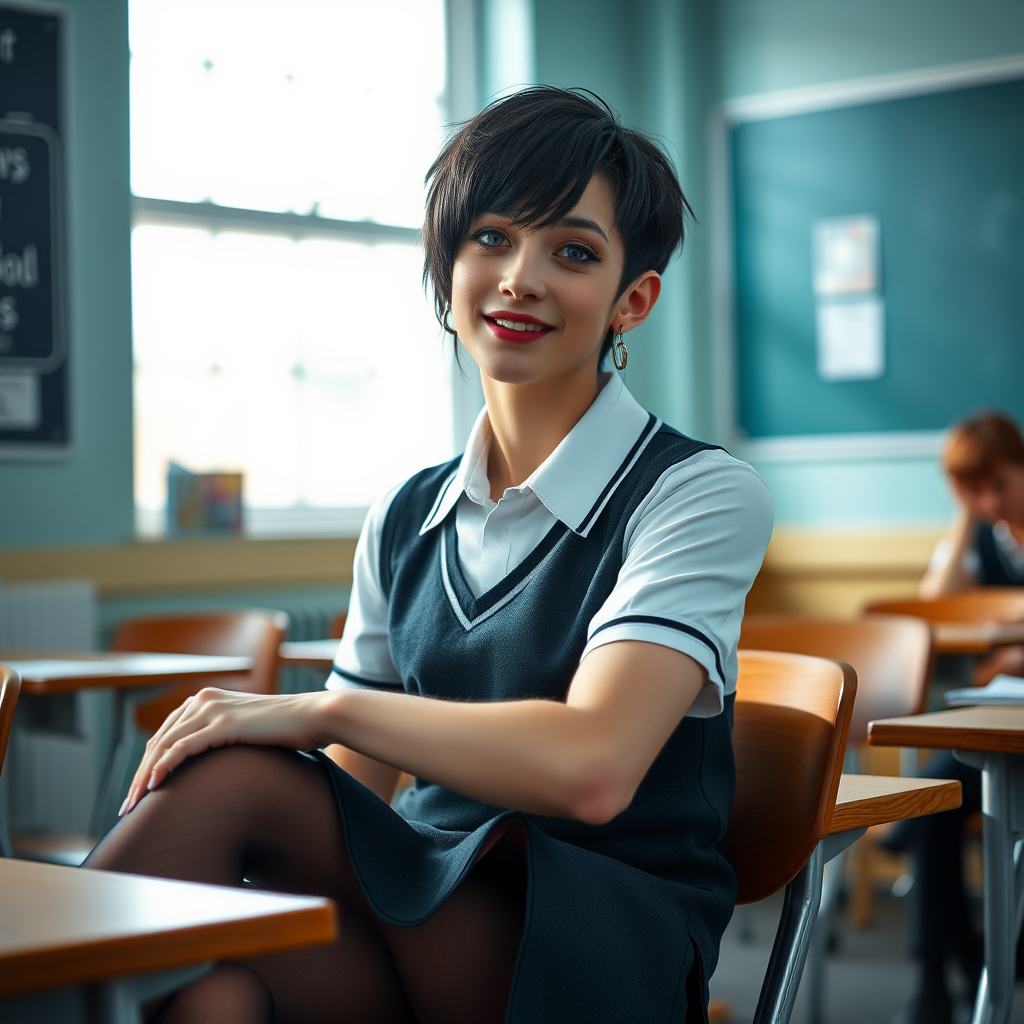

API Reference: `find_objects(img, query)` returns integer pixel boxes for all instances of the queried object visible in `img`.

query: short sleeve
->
[927,536,980,579]
[581,452,774,717]
[326,484,404,692]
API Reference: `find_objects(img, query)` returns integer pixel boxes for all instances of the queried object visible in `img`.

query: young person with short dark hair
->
[85,88,772,1024]
[897,411,1024,1024]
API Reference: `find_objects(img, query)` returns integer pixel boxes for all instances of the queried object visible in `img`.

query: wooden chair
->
[112,610,290,734]
[740,615,932,747]
[0,666,21,856]
[329,610,348,639]
[737,617,933,1022]
[720,650,856,1024]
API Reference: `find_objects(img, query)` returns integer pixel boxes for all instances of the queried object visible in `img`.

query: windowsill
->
[135,506,369,541]
[0,535,358,596]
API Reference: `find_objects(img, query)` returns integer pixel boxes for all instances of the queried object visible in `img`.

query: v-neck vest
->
[316,420,739,1022]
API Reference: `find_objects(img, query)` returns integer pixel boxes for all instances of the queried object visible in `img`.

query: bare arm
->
[919,507,978,598]
[324,745,401,803]
[122,640,705,824]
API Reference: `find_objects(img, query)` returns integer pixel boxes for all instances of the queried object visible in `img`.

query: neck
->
[482,360,604,503]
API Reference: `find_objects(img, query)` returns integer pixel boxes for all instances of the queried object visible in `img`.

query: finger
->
[122,697,215,815]
[140,724,231,801]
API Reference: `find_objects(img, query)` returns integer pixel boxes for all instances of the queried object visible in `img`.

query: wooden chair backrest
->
[721,650,856,905]
[866,588,1024,624]
[740,614,931,744]
[329,610,348,639]
[111,610,290,733]
[0,665,21,784]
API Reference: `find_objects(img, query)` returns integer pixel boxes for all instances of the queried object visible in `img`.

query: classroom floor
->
[710,888,1024,1024]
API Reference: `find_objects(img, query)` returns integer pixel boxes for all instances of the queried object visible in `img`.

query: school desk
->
[0,652,253,844]
[0,857,335,1024]
[869,707,1024,1024]
[277,638,339,669]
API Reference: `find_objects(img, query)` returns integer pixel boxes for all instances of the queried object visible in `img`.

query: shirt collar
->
[420,374,659,537]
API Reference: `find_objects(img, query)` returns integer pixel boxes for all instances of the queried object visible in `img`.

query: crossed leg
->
[83,745,524,1024]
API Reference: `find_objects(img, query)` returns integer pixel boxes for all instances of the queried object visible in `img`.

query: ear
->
[611,271,661,334]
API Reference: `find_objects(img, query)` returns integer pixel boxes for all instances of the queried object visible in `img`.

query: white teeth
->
[494,318,544,331]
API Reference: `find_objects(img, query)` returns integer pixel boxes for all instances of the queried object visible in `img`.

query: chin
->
[479,359,550,386]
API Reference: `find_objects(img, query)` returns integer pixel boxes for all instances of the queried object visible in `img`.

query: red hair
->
[944,411,1024,482]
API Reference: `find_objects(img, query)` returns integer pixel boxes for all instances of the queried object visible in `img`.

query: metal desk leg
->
[90,686,166,838]
[94,963,212,1024]
[956,751,1024,1024]
[973,839,1024,1024]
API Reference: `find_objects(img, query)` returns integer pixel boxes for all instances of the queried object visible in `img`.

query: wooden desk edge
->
[869,721,1024,754]
[830,778,962,834]
[0,903,337,997]
[16,668,253,695]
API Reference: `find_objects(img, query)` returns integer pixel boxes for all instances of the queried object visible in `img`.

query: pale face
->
[448,175,627,385]
[954,462,1024,527]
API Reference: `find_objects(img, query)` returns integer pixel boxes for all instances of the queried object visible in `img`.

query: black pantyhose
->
[83,746,525,1024]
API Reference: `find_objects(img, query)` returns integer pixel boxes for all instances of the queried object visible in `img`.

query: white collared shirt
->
[331,375,773,716]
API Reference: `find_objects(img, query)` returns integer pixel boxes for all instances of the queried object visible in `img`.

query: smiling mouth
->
[483,313,554,343]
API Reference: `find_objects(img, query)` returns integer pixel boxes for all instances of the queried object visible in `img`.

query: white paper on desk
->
[945,674,1024,706]
[816,298,885,381]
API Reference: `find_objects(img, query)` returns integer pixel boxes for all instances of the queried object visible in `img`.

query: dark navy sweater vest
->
[321,419,738,1023]
[976,522,1024,587]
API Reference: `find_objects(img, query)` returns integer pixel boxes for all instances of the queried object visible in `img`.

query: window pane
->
[129,0,447,227]
[133,224,452,513]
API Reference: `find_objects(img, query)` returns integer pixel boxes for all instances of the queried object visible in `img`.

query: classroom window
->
[129,0,452,535]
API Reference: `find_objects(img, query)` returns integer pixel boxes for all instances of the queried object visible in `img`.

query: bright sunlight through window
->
[130,0,452,535]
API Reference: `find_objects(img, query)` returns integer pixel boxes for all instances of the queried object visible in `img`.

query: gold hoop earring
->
[442,306,457,336]
[612,327,628,371]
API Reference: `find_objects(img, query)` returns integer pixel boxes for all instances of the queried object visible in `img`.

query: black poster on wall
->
[0,2,67,455]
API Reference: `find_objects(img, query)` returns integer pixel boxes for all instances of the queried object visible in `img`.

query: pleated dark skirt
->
[315,752,727,1024]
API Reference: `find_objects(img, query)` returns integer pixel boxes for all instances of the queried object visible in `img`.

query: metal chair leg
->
[807,852,844,1024]
[753,841,825,1024]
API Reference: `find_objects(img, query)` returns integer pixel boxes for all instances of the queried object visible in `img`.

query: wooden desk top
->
[278,639,338,668]
[933,621,1024,655]
[0,652,253,695]
[830,773,961,833]
[868,706,1024,754]
[0,858,335,997]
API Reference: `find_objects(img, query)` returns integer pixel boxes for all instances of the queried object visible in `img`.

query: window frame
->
[130,0,480,540]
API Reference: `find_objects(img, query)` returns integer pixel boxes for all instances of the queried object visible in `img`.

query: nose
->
[499,244,546,302]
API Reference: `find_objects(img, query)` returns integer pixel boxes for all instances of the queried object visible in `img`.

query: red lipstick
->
[484,310,554,344]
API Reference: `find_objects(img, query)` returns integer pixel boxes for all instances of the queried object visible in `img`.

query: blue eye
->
[471,228,508,248]
[558,243,599,263]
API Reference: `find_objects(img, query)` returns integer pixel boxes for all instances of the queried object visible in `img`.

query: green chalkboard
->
[0,2,67,453]
[732,76,1024,439]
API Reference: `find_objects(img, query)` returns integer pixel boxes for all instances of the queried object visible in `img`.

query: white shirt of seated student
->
[329,373,774,717]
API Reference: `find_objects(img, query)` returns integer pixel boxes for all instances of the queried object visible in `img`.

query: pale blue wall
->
[712,0,1024,527]
[534,0,715,439]
[3,0,1020,548]
[0,0,134,548]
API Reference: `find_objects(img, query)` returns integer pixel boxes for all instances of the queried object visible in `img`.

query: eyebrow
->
[558,216,609,242]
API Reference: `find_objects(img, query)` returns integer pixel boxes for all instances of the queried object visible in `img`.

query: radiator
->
[0,581,101,835]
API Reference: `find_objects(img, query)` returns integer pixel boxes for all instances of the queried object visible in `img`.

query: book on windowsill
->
[945,675,1024,707]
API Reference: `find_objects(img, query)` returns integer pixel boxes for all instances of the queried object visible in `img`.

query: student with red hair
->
[898,411,1024,1024]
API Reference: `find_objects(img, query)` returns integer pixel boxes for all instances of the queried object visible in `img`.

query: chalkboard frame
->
[0,0,71,460]
[712,53,1024,463]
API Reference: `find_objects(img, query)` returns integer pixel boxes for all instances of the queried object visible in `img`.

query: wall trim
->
[723,52,1024,123]
[739,430,944,463]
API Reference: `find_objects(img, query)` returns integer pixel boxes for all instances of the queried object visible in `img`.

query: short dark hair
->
[945,411,1024,482]
[423,87,692,362]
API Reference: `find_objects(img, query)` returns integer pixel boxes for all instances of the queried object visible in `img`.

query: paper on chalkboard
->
[816,298,885,381]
